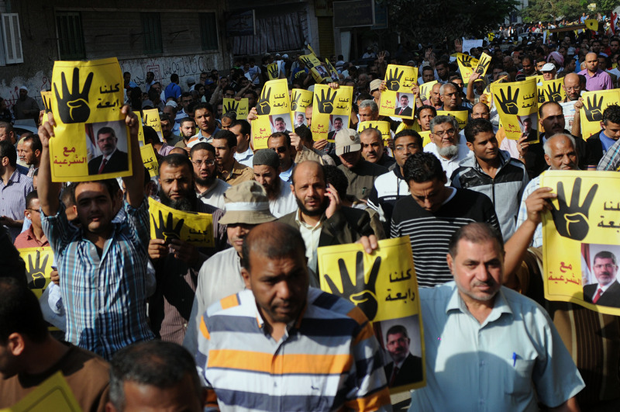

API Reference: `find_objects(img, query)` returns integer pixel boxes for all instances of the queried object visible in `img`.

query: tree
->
[388,0,518,46]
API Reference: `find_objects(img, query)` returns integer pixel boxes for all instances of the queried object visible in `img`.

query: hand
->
[151,210,185,241]
[411,84,420,97]
[148,238,169,261]
[42,93,52,113]
[267,63,279,79]
[0,216,19,227]
[290,133,302,152]
[223,99,239,114]
[323,251,382,321]
[168,238,200,264]
[583,94,604,122]
[550,177,598,241]
[573,97,584,111]
[517,133,530,157]
[357,235,379,254]
[26,250,49,289]
[496,86,520,115]
[469,72,482,83]
[385,67,404,91]
[545,82,563,102]
[38,111,57,147]
[458,54,475,68]
[256,87,271,116]
[53,67,94,123]
[377,51,387,65]
[317,88,337,114]
[122,105,139,137]
[454,38,463,53]
[247,107,258,122]
[313,139,328,151]
[328,82,340,90]
[324,185,341,218]
[50,270,60,286]
[291,91,302,111]
[524,187,556,225]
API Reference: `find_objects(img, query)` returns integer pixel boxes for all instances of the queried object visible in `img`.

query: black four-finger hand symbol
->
[459,55,474,68]
[42,93,53,113]
[224,100,239,114]
[257,87,271,116]
[551,177,598,241]
[152,211,185,241]
[317,88,337,114]
[53,67,94,123]
[268,64,279,79]
[26,250,48,289]
[545,82,562,102]
[291,92,301,111]
[385,67,404,91]
[496,86,520,115]
[324,252,382,321]
[584,94,604,122]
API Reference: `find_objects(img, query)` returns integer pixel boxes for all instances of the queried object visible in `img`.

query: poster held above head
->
[223,98,249,119]
[491,77,539,142]
[250,79,293,150]
[311,84,353,142]
[579,89,620,139]
[358,120,391,143]
[379,65,418,120]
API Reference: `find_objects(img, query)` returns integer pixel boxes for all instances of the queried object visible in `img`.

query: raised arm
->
[37,111,62,217]
[121,106,144,208]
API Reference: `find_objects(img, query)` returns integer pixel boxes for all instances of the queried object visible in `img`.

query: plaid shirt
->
[597,138,620,171]
[42,199,154,360]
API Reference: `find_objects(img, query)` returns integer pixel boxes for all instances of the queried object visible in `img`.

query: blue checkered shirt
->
[41,199,154,360]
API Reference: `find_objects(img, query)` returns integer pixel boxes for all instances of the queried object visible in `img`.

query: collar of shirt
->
[5,169,22,186]
[598,280,616,293]
[102,148,117,162]
[295,208,325,229]
[235,146,254,162]
[280,163,295,182]
[197,178,223,197]
[252,297,308,340]
[600,130,617,152]
[23,225,49,246]
[446,283,513,327]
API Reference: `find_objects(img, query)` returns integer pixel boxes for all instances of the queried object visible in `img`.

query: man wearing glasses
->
[190,143,230,210]
[584,251,620,308]
[423,115,470,180]
[268,132,296,184]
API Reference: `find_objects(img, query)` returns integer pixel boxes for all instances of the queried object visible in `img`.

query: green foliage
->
[522,0,620,24]
[388,0,518,45]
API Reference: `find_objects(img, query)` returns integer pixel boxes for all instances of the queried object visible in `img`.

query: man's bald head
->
[563,73,581,101]
[544,134,578,170]
[291,160,324,185]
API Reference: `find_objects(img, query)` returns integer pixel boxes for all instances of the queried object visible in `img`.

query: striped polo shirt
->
[196,287,391,412]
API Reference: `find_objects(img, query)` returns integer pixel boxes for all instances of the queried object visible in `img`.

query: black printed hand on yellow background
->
[53,67,94,123]
[458,55,474,68]
[317,88,336,114]
[257,87,271,115]
[152,211,184,241]
[385,67,404,91]
[324,251,382,321]
[268,64,279,79]
[224,100,239,114]
[583,94,604,122]
[26,250,48,289]
[545,82,563,102]
[496,86,520,115]
[291,92,301,111]
[551,177,598,241]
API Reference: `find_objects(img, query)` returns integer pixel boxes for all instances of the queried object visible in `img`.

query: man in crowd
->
[87,127,129,175]
[12,86,39,123]
[268,132,296,184]
[18,134,41,178]
[440,82,471,112]
[165,74,182,101]
[424,115,470,179]
[359,127,396,168]
[253,149,297,218]
[410,223,584,411]
[160,113,181,146]
[579,51,613,91]
[187,103,219,148]
[195,222,391,411]
[584,104,620,168]
[39,107,154,360]
[336,129,388,201]
[13,191,48,249]
[416,105,437,133]
[423,83,443,110]
[560,72,582,131]
[451,118,529,239]
[190,142,230,210]
[212,130,254,185]
[1,141,33,240]
[229,120,253,167]
[175,117,197,151]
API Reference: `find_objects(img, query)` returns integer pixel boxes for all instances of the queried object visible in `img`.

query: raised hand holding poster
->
[379,65,418,120]
[311,85,353,142]
[250,79,293,150]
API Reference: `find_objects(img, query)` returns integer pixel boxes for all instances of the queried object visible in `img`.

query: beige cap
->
[219,181,276,225]
[335,128,361,156]
[369,79,382,92]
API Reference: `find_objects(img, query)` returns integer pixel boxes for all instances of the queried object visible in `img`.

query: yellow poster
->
[17,247,54,298]
[251,79,294,150]
[311,85,353,142]
[40,92,53,127]
[291,89,313,128]
[542,171,620,316]
[50,57,132,182]
[379,65,418,120]
[0,372,82,412]
[456,53,479,86]
[395,121,419,135]
[358,120,391,143]
[436,110,469,130]
[223,98,249,119]
[318,237,425,393]
[266,62,280,80]
[142,108,163,142]
[474,52,492,78]
[140,143,159,177]
[325,58,340,81]
[136,112,145,146]
[148,197,214,248]
[419,80,437,103]
[491,78,539,142]
[419,130,432,147]
[579,90,620,139]
[539,78,566,103]
[299,54,333,83]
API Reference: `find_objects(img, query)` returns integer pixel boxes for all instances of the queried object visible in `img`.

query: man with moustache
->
[424,115,470,179]
[252,149,297,218]
[147,154,227,344]
[190,143,230,210]
[87,127,129,175]
[583,251,620,308]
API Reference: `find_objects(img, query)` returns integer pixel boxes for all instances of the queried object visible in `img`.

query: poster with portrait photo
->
[581,243,620,309]
[293,111,307,128]
[86,119,130,176]
[269,115,293,135]
[394,92,414,118]
[327,115,349,141]
[517,113,540,144]
[373,315,424,391]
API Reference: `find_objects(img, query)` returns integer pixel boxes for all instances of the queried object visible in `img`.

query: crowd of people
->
[3,17,620,411]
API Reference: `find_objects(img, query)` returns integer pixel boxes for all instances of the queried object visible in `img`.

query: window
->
[141,13,162,54]
[56,12,85,60]
[199,12,218,51]
[1,13,24,64]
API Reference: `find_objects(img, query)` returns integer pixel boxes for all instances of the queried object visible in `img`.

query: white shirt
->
[234,146,254,168]
[423,143,472,181]
[295,210,325,272]
[269,179,298,218]
[196,179,230,210]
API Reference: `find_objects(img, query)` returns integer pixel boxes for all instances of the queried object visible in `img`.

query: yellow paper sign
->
[148,197,214,248]
[325,58,340,81]
[456,53,479,86]
[136,112,145,146]
[585,19,599,32]
[311,85,353,142]
[379,65,418,120]
[142,108,163,142]
[358,121,391,143]
[395,121,418,135]
[291,89,313,127]
[419,130,432,147]
[50,57,132,182]
[17,247,54,298]
[436,110,469,130]
[1,372,82,412]
[491,78,539,141]
[266,62,280,80]
[539,78,566,103]
[542,171,620,316]
[318,237,426,393]
[419,81,437,103]
[299,53,333,83]
[579,90,620,139]
[140,143,159,177]
[251,79,294,150]
[223,98,249,119]
[474,52,492,78]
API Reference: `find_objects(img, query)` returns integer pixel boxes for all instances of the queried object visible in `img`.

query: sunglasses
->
[271,146,288,154]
